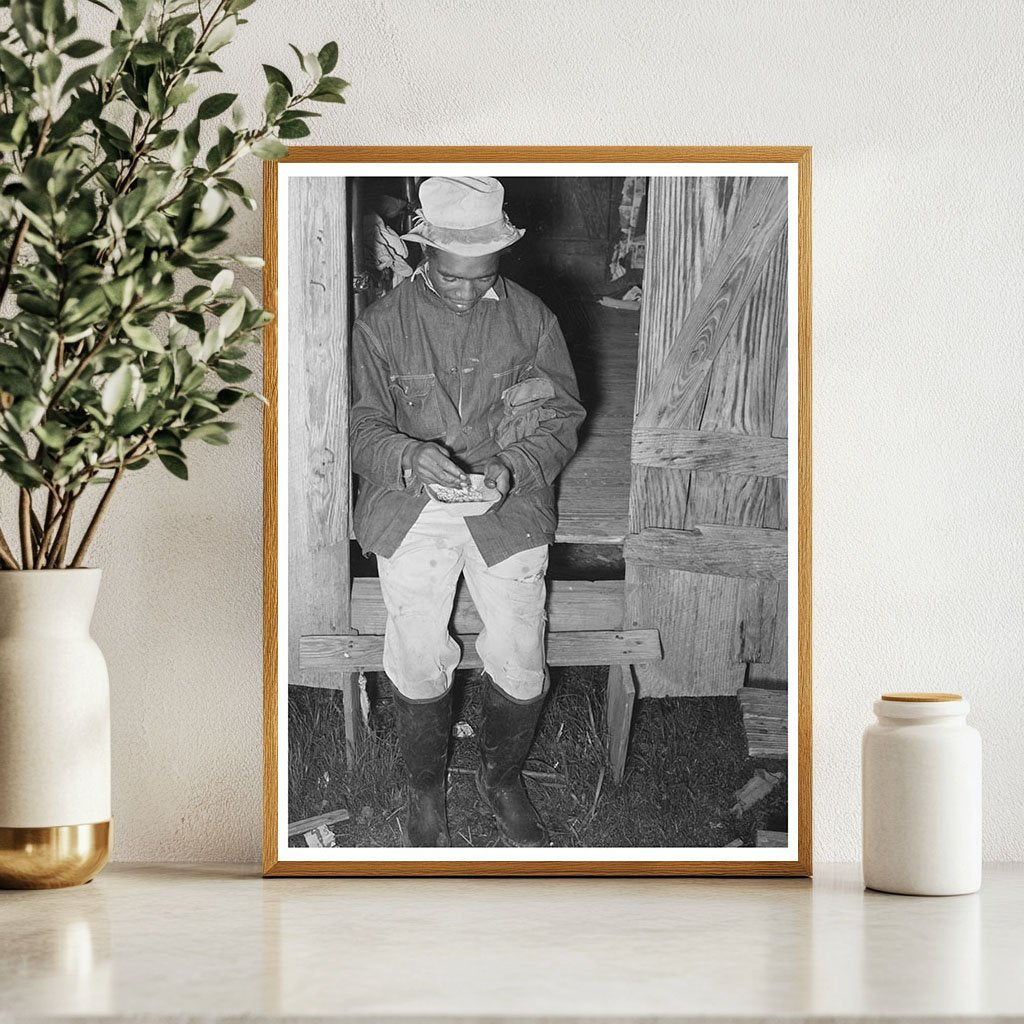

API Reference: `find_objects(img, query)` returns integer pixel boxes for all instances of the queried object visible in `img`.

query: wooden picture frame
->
[263,147,812,877]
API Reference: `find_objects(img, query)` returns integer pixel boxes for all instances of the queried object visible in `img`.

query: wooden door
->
[624,177,790,696]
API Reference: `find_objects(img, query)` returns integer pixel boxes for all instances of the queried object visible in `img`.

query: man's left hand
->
[483,457,511,496]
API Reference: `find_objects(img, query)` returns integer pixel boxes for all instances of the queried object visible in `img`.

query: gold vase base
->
[0,821,110,889]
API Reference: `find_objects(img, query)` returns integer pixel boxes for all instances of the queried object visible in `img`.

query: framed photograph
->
[263,147,811,876]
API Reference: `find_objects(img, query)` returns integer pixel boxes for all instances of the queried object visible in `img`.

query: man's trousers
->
[377,502,548,702]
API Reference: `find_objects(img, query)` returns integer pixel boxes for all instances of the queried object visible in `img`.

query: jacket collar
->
[411,263,504,303]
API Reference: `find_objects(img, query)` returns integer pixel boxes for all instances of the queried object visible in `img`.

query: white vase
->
[0,568,111,888]
[862,692,982,896]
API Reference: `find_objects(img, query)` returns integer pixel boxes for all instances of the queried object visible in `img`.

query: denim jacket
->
[350,272,585,566]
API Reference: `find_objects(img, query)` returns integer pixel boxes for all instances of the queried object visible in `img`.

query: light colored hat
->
[401,176,524,256]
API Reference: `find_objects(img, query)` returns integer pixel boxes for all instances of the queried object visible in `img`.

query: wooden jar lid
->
[881,692,962,702]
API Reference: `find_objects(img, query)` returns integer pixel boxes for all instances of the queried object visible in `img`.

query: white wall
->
[67,0,1024,862]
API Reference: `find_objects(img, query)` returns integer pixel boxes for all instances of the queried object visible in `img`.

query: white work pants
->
[377,503,548,701]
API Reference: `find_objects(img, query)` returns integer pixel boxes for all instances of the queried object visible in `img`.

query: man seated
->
[350,175,585,847]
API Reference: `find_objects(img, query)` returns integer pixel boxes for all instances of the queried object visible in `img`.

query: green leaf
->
[60,62,98,96]
[123,321,164,353]
[158,452,188,479]
[38,51,63,86]
[63,38,104,58]
[262,64,292,94]
[217,296,246,340]
[198,91,236,119]
[189,422,231,445]
[0,49,33,86]
[34,421,70,449]
[10,399,45,432]
[317,41,339,75]
[173,26,196,65]
[101,365,133,415]
[277,120,310,140]
[132,42,168,66]
[319,75,349,93]
[203,15,236,53]
[210,269,234,294]
[250,137,287,160]
[121,0,153,33]
[309,88,346,104]
[112,405,151,436]
[264,81,288,117]
[214,362,251,384]
[166,82,199,107]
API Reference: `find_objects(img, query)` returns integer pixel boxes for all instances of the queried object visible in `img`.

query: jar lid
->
[874,694,969,720]
[881,692,962,702]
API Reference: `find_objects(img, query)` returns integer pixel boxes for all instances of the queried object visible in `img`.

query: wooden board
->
[555,303,638,544]
[300,629,662,674]
[625,526,788,581]
[350,578,625,634]
[626,176,789,697]
[737,687,788,759]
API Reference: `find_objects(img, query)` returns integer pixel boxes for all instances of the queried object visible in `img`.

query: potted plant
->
[0,0,345,887]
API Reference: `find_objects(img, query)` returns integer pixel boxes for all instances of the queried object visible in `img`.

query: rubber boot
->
[391,683,453,847]
[475,673,550,848]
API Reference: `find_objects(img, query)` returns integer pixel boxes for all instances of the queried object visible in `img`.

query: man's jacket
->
[350,271,586,566]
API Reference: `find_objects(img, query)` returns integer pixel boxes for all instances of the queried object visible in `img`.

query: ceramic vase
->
[862,692,981,896]
[0,568,111,888]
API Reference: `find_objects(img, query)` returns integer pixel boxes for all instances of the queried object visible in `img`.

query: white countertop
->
[2,862,1021,1021]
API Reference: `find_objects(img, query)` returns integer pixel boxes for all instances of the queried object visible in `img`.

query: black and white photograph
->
[264,150,810,875]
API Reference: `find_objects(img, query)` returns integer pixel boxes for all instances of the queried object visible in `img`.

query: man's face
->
[424,248,501,313]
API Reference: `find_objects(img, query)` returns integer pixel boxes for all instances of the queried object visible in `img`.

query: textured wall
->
[55,0,1024,862]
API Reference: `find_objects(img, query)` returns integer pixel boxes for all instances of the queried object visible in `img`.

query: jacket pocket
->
[492,376,558,448]
[390,373,443,439]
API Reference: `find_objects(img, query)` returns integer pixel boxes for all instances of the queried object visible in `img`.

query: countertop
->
[2,862,1022,1022]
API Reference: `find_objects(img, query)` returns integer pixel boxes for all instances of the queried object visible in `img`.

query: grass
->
[288,666,787,849]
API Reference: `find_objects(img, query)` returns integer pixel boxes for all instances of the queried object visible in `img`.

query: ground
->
[287,665,788,849]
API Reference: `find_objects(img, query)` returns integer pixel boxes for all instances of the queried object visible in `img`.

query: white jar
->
[862,693,981,895]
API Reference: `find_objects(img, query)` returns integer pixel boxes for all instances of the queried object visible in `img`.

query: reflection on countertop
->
[2,863,1021,1020]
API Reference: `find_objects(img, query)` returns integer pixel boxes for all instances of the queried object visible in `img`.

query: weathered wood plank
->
[289,177,356,726]
[626,565,745,697]
[733,580,780,664]
[737,686,788,758]
[635,177,788,431]
[625,526,788,581]
[606,664,636,784]
[632,428,788,477]
[350,578,625,634]
[634,177,758,417]
[300,630,662,673]
[287,807,351,837]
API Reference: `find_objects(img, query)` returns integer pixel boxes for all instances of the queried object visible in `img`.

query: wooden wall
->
[626,177,789,697]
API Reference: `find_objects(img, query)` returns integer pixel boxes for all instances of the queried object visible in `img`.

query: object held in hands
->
[426,473,501,517]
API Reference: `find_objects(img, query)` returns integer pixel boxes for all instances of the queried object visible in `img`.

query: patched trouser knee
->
[377,511,463,700]
[463,543,549,702]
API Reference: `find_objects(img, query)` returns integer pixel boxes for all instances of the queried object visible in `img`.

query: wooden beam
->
[631,427,788,477]
[299,629,662,673]
[634,177,788,430]
[625,526,787,581]
[606,664,636,785]
[350,578,625,635]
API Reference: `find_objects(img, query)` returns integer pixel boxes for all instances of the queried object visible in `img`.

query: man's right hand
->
[404,441,469,488]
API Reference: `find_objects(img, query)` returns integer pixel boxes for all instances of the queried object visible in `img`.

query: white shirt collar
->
[412,262,501,302]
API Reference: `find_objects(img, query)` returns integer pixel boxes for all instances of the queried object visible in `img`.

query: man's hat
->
[401,176,524,256]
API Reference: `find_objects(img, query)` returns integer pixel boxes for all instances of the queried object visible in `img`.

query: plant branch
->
[0,113,53,308]
[44,490,79,569]
[70,464,124,567]
[18,489,34,569]
[46,299,140,413]
[0,526,19,570]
